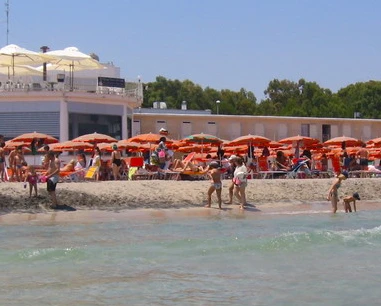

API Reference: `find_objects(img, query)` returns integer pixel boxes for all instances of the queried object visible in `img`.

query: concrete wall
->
[133,112,381,142]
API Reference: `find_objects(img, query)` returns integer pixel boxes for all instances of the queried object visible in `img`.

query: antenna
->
[5,0,9,44]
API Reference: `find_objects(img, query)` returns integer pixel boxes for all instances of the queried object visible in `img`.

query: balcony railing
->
[0,78,143,100]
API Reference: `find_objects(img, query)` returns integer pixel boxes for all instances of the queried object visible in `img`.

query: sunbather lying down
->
[170,159,206,173]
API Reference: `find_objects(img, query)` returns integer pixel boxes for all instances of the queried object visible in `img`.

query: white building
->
[0,62,143,141]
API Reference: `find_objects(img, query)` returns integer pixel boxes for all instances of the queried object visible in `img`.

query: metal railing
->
[0,79,143,100]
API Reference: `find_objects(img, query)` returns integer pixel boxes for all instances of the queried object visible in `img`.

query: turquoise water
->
[1,209,381,305]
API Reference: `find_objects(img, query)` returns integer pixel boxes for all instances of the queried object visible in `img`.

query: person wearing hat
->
[111,144,122,180]
[327,171,349,213]
[342,192,361,213]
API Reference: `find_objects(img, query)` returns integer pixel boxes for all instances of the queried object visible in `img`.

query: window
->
[322,124,330,142]
[207,122,217,136]
[301,124,310,137]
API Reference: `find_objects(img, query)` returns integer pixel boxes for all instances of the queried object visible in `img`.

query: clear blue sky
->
[3,0,381,100]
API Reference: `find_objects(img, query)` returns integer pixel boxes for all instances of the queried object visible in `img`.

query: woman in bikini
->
[327,171,348,213]
[111,144,122,180]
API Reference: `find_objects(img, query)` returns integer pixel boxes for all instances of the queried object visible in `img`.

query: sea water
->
[1,208,381,305]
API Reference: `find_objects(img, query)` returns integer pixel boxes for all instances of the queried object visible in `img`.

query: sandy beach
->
[1,178,381,215]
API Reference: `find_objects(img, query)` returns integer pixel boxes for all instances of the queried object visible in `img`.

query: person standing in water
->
[327,171,348,213]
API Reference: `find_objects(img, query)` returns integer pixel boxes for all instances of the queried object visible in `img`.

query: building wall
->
[0,91,141,141]
[133,112,381,142]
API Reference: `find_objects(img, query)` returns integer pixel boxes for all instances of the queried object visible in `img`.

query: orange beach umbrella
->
[228,134,271,146]
[72,132,117,144]
[54,141,94,152]
[279,135,320,146]
[324,136,362,147]
[128,133,173,144]
[10,132,58,144]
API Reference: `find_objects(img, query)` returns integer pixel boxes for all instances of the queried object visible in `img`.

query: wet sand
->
[0,178,381,224]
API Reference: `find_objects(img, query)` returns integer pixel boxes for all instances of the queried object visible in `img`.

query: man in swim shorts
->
[205,161,222,209]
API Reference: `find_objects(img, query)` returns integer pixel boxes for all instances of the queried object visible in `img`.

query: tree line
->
[142,76,381,119]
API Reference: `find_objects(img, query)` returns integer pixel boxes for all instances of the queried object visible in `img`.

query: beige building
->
[133,108,381,142]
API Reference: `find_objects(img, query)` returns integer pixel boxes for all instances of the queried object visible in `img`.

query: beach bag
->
[158,150,166,163]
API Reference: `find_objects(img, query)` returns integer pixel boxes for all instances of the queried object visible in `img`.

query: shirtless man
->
[357,143,369,178]
[8,146,25,181]
[45,151,60,208]
[205,161,222,209]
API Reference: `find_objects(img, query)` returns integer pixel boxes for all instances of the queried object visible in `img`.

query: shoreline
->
[0,178,381,218]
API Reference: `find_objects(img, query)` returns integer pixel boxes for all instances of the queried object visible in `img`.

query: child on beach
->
[24,165,38,197]
[327,171,348,213]
[343,192,361,213]
[205,161,222,209]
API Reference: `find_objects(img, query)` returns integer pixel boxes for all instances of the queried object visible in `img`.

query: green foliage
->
[141,76,381,118]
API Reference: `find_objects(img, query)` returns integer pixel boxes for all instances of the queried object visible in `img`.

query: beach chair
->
[129,167,138,180]
[286,160,311,179]
[84,166,98,180]
[258,156,287,179]
[60,169,86,182]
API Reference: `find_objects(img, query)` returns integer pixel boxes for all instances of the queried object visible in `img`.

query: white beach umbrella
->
[0,64,41,76]
[45,47,104,90]
[0,44,50,78]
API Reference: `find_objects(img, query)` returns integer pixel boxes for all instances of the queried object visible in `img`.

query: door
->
[181,121,192,138]
[206,121,217,136]
[132,119,141,136]
[156,120,167,133]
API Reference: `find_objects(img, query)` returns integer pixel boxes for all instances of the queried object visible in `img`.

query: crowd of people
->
[0,133,378,212]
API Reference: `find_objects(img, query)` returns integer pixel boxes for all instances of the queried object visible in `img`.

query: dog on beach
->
[342,192,361,213]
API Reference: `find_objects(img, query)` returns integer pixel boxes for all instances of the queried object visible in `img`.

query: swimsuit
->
[47,175,59,192]
[27,175,37,185]
[112,158,122,167]
[330,182,341,199]
[212,182,222,190]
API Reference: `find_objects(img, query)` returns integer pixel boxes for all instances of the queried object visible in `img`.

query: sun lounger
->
[286,160,311,179]
[60,169,86,182]
[84,166,98,180]
[129,167,158,180]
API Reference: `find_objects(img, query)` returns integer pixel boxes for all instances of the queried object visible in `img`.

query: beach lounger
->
[286,160,311,179]
[60,169,86,182]
[84,166,98,180]
[257,157,287,179]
